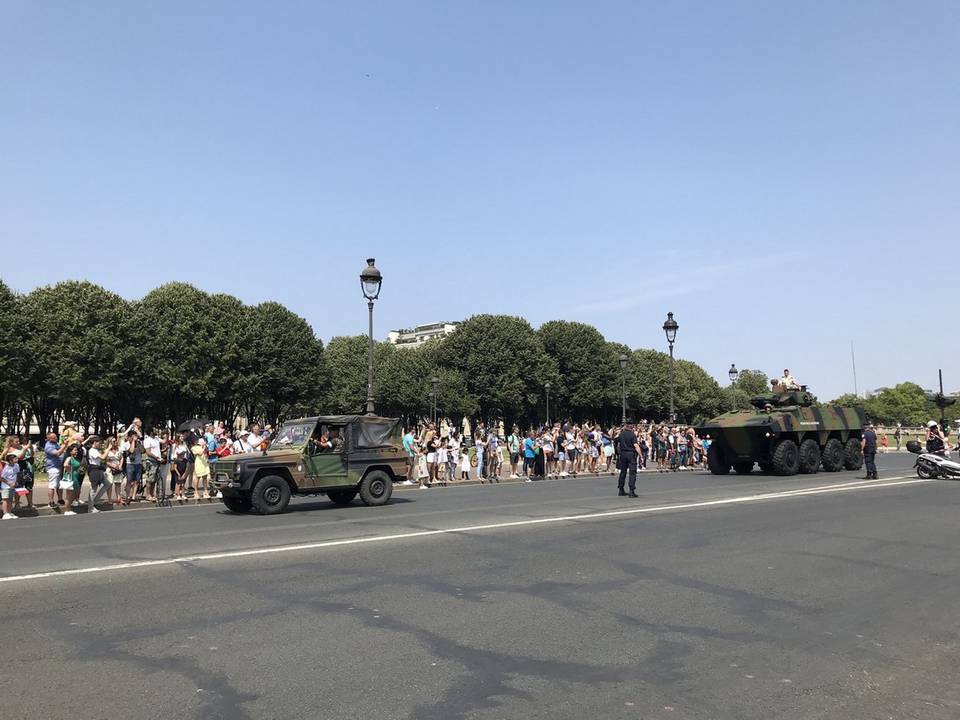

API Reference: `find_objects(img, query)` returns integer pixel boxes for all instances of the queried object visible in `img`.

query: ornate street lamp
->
[431,376,440,424]
[619,354,629,424]
[360,258,382,415]
[544,381,551,427]
[662,312,679,422]
[728,363,739,412]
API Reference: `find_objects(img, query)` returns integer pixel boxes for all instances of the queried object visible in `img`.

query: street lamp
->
[662,312,679,422]
[360,258,383,415]
[728,363,739,412]
[545,382,551,427]
[431,376,440,424]
[619,354,629,424]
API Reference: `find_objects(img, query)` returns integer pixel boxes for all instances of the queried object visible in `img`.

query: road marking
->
[0,475,931,585]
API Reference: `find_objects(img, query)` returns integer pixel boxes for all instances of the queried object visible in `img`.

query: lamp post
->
[728,363,739,413]
[431,376,440,425]
[545,382,551,427]
[360,258,383,415]
[662,312,679,422]
[618,354,629,424]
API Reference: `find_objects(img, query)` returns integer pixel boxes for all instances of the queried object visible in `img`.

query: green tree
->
[20,281,129,434]
[538,321,618,421]
[324,335,371,414]
[244,301,327,425]
[0,281,25,433]
[438,315,558,426]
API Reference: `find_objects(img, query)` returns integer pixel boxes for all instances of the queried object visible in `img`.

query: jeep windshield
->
[268,420,316,450]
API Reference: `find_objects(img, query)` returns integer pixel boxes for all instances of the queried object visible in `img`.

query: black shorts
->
[510,452,520,464]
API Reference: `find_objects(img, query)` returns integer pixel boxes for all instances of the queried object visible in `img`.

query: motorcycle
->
[906,441,960,480]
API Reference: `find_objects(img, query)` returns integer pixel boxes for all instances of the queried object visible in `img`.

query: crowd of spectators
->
[0,419,274,519]
[400,420,709,489]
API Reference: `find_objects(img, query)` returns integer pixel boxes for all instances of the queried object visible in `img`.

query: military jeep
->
[212,415,406,514]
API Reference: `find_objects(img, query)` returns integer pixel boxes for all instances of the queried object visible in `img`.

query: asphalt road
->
[4,452,958,720]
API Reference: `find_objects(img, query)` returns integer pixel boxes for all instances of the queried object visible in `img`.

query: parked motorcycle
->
[906,441,960,480]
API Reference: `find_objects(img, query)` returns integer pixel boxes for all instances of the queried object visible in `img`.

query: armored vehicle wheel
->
[733,461,754,475]
[799,439,821,474]
[772,439,800,476]
[707,443,731,475]
[359,470,393,506]
[842,439,863,471]
[250,475,291,515]
[758,461,774,473]
[327,490,357,506]
[821,439,844,472]
[221,495,252,513]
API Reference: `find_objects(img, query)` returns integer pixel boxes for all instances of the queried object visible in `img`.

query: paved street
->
[3,452,959,719]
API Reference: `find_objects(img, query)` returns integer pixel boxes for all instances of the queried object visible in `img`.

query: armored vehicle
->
[211,415,406,514]
[697,388,865,476]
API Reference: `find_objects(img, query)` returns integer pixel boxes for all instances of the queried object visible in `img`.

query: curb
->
[8,466,701,520]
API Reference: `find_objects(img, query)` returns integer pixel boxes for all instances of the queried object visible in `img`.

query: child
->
[460,448,471,481]
[437,439,449,487]
[2,452,20,519]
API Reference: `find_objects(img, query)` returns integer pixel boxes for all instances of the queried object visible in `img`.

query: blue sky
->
[2,1,958,400]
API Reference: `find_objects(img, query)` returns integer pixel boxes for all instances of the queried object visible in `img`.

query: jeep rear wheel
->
[799,439,821,474]
[707,443,731,475]
[221,495,252,513]
[821,439,844,472]
[327,490,357,506]
[359,470,393,506]
[843,439,863,471]
[772,439,800,476]
[250,475,291,515]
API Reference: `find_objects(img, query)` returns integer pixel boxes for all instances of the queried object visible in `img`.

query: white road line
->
[0,475,932,585]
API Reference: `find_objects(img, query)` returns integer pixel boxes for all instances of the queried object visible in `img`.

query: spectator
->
[16,436,34,509]
[215,437,233,459]
[2,452,19,519]
[123,429,143,502]
[507,426,522,479]
[402,426,417,486]
[192,437,211,499]
[86,438,109,512]
[61,445,82,515]
[105,438,123,503]
[460,445,471,480]
[447,431,460,483]
[523,431,537,479]
[42,431,68,507]
[142,427,163,502]
[172,436,190,500]
[233,430,254,454]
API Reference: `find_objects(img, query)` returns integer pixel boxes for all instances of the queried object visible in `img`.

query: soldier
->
[860,422,878,479]
[781,369,799,390]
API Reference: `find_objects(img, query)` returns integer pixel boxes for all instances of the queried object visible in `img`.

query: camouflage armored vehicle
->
[697,388,865,476]
[211,415,406,514]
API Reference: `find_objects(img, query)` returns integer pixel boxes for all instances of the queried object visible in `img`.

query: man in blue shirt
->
[523,431,537,479]
[43,432,67,508]
[402,426,417,485]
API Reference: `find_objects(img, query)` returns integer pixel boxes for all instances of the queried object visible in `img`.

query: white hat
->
[927,420,938,428]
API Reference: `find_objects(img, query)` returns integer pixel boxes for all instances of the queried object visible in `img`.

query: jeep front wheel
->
[221,495,252,513]
[250,475,291,515]
[359,471,393,506]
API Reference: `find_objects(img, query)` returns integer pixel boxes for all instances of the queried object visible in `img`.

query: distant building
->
[387,321,459,348]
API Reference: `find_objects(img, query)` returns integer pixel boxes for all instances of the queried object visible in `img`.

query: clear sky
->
[2,1,958,400]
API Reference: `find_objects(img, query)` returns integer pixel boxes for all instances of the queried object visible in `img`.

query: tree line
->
[6,279,889,437]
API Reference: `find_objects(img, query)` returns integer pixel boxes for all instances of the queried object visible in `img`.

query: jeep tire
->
[250,475,291,515]
[359,470,393,506]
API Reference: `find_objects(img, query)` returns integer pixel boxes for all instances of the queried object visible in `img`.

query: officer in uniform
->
[617,419,642,498]
[861,422,878,479]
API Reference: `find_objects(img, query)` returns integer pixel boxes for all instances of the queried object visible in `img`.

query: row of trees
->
[9,279,946,438]
[830,384,958,427]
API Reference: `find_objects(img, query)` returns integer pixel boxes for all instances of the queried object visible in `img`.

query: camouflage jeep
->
[697,389,865,476]
[212,415,406,514]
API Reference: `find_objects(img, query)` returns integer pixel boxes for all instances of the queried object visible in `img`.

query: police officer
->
[860,422,878,479]
[617,419,642,498]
